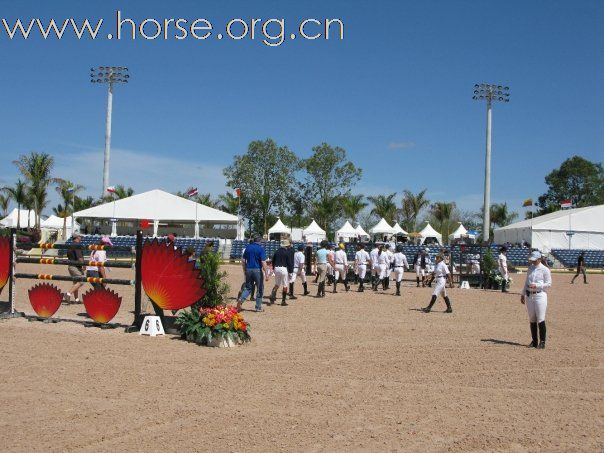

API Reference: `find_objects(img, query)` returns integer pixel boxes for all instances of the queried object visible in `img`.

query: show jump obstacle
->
[0,230,206,331]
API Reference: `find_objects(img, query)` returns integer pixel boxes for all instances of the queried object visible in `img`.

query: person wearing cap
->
[521,250,552,349]
[333,243,350,293]
[376,245,390,291]
[498,246,509,292]
[65,233,85,303]
[269,239,294,306]
[237,236,269,312]
[166,233,178,250]
[422,254,453,313]
[571,251,588,284]
[369,243,380,290]
[85,236,111,289]
[413,248,430,287]
[354,243,371,292]
[392,244,410,296]
[315,241,329,297]
[290,244,309,297]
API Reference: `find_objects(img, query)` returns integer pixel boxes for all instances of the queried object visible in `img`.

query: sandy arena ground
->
[0,262,602,452]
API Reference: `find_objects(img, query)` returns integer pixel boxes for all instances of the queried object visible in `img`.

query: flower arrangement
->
[176,304,251,346]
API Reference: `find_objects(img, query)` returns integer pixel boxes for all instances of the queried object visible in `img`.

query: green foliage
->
[480,249,497,287]
[401,189,430,232]
[429,202,457,244]
[536,155,604,214]
[197,251,230,308]
[223,138,299,234]
[341,194,368,223]
[368,193,398,224]
[102,185,134,201]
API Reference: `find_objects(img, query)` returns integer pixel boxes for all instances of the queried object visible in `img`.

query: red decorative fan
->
[141,239,206,310]
[82,288,122,323]
[0,237,9,291]
[28,283,62,318]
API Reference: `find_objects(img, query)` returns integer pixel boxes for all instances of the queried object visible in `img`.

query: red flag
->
[139,219,150,229]
[106,186,117,194]
[560,199,572,209]
[234,188,241,198]
[186,187,198,197]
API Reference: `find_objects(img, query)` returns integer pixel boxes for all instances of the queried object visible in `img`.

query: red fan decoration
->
[28,283,62,318]
[82,288,122,323]
[141,239,206,310]
[0,237,9,291]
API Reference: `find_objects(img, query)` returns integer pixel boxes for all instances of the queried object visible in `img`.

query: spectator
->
[85,236,110,289]
[237,236,269,312]
[65,233,85,303]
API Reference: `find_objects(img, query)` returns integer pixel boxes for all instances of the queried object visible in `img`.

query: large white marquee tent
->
[335,221,358,242]
[494,205,604,252]
[303,220,326,242]
[0,209,37,228]
[418,222,442,245]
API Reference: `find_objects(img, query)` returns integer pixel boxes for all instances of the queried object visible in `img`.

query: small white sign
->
[139,316,165,337]
[460,281,470,289]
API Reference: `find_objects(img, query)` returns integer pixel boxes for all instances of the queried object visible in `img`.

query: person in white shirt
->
[413,248,430,287]
[85,236,111,289]
[354,244,371,292]
[384,244,394,290]
[326,244,336,286]
[376,246,390,291]
[333,243,350,293]
[290,244,309,296]
[498,246,509,293]
[521,251,552,349]
[422,254,453,313]
[369,244,380,291]
[392,244,410,296]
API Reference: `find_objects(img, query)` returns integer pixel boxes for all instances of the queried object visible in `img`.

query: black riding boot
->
[302,282,309,295]
[281,290,288,306]
[288,283,297,300]
[344,279,349,292]
[333,282,338,293]
[529,322,538,347]
[444,296,452,313]
[396,281,401,296]
[269,287,278,304]
[538,321,546,349]
[381,278,387,291]
[316,283,322,298]
[416,277,420,287]
[358,281,364,292]
[422,295,437,313]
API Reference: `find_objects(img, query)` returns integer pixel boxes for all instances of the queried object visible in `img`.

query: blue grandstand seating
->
[551,249,604,268]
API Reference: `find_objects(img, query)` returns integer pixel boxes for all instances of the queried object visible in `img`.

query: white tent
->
[335,221,358,241]
[268,218,290,235]
[74,189,238,238]
[392,222,409,236]
[0,209,37,228]
[303,219,326,242]
[494,205,604,252]
[41,215,79,230]
[418,222,442,245]
[448,223,475,240]
[370,218,395,235]
[355,224,370,239]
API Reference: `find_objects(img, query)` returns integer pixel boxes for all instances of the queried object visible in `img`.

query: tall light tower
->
[472,83,510,242]
[90,66,129,197]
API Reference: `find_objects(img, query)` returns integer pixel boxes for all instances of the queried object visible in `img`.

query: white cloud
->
[388,141,415,150]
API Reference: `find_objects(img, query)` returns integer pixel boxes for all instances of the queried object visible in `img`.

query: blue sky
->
[0,0,602,216]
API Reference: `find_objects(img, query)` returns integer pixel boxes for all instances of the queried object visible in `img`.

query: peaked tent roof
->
[303,219,326,235]
[370,218,395,234]
[41,215,79,229]
[73,189,238,223]
[392,222,409,235]
[355,224,369,237]
[268,218,290,234]
[0,209,37,228]
[449,223,471,239]
[495,205,604,233]
[336,221,358,237]
[418,222,442,240]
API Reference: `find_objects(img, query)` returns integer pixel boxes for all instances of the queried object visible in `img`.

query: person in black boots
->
[290,244,309,297]
[355,244,371,292]
[376,245,389,291]
[270,239,294,306]
[392,244,409,296]
[570,251,588,284]
[422,254,453,313]
[333,243,350,293]
[413,248,430,287]
[498,246,509,292]
[521,251,552,348]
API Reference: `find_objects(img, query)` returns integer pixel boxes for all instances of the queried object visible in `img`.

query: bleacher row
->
[62,235,220,258]
[551,249,604,268]
[229,241,560,266]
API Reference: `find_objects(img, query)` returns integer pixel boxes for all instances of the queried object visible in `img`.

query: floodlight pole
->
[472,83,510,243]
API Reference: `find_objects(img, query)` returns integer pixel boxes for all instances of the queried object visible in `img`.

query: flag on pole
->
[233,188,241,198]
[66,187,75,193]
[522,198,533,207]
[186,187,198,197]
[560,199,572,209]
[106,186,117,194]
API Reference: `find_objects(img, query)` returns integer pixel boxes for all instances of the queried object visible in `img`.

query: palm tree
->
[74,195,96,211]
[218,192,240,214]
[13,152,58,228]
[341,194,368,223]
[2,179,28,229]
[0,194,9,217]
[490,202,518,228]
[430,202,456,244]
[311,197,341,237]
[195,193,220,208]
[368,193,397,223]
[55,180,85,238]
[401,189,430,232]
[104,185,134,201]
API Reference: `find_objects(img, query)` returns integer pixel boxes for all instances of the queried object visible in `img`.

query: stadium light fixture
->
[90,66,130,197]
[472,83,510,242]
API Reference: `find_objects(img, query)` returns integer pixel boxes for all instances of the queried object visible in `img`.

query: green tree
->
[2,179,28,229]
[401,189,430,232]
[0,194,9,217]
[104,185,134,201]
[368,193,398,223]
[341,194,368,224]
[430,202,457,244]
[14,152,58,228]
[536,155,604,214]
[197,251,230,308]
[55,180,85,238]
[223,138,299,235]
[218,192,240,214]
[490,202,518,228]
[73,195,97,212]
[302,143,362,234]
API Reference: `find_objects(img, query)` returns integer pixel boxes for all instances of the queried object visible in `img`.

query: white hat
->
[529,251,542,261]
